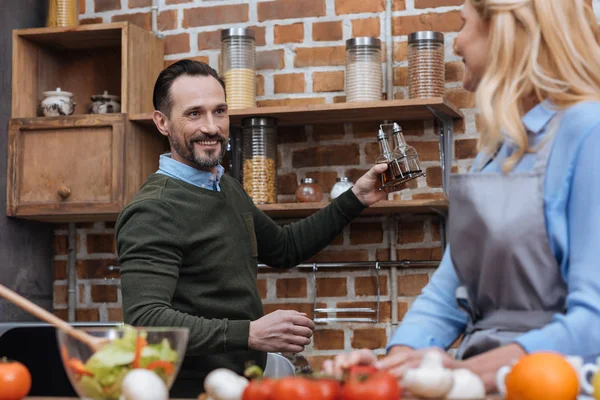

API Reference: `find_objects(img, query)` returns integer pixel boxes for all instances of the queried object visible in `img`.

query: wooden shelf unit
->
[129,97,463,127]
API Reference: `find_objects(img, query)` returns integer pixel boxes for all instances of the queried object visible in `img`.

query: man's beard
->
[170,133,228,169]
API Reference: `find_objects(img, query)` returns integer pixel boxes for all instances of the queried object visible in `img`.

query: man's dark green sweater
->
[115,173,366,396]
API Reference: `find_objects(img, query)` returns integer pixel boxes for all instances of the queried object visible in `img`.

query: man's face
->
[163,75,229,171]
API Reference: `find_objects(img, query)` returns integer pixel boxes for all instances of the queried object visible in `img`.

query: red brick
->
[398,274,429,296]
[164,56,209,69]
[257,50,285,70]
[81,17,103,25]
[308,250,370,263]
[76,308,100,322]
[351,328,387,349]
[278,126,306,144]
[307,355,333,372]
[257,279,267,299]
[129,0,151,8]
[413,140,443,161]
[111,12,151,30]
[397,247,443,260]
[258,0,325,22]
[293,144,360,168]
[276,278,307,298]
[314,329,345,350]
[164,33,190,55]
[313,71,344,93]
[355,275,388,296]
[455,139,478,160]
[54,260,67,280]
[393,66,408,86]
[274,23,304,44]
[376,248,391,261]
[80,0,86,13]
[107,308,123,322]
[394,41,408,62]
[294,46,345,67]
[158,10,177,31]
[91,285,119,303]
[312,123,345,141]
[446,61,464,83]
[398,219,425,243]
[350,222,384,245]
[393,0,406,10]
[446,87,476,109]
[54,309,68,320]
[333,301,391,322]
[196,30,222,51]
[335,0,385,14]
[248,26,267,47]
[95,0,120,12]
[256,74,265,96]
[398,301,410,320]
[415,0,462,7]
[79,284,85,304]
[432,219,441,242]
[304,170,337,194]
[278,173,298,195]
[274,73,305,94]
[183,4,248,28]
[76,259,120,279]
[393,11,462,36]
[316,278,347,297]
[87,233,116,254]
[313,21,343,42]
[54,285,67,305]
[55,235,67,256]
[257,98,326,107]
[352,18,380,38]
[426,165,459,188]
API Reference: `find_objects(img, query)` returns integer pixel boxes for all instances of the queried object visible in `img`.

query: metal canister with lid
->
[242,117,277,204]
[408,31,445,98]
[345,37,383,102]
[221,28,256,109]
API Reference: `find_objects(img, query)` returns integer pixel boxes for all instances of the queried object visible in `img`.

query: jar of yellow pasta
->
[221,28,256,109]
[242,117,278,204]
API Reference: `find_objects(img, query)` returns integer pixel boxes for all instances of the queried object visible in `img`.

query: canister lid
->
[408,31,444,43]
[336,177,350,183]
[301,178,316,184]
[241,117,278,127]
[346,37,381,49]
[221,28,255,39]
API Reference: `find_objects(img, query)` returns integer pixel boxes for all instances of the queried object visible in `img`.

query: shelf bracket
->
[425,106,455,197]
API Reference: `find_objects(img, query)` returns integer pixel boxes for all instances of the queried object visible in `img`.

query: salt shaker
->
[330,177,353,200]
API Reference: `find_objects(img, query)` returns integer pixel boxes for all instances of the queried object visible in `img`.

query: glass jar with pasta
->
[242,117,278,204]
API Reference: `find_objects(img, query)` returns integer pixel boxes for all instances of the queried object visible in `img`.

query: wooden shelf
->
[129,97,463,128]
[13,22,128,50]
[257,199,448,219]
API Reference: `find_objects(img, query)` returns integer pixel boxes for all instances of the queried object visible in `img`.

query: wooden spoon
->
[0,284,108,352]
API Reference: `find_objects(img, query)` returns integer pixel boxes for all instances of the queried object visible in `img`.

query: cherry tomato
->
[269,376,320,400]
[243,378,276,400]
[0,358,32,400]
[342,369,401,400]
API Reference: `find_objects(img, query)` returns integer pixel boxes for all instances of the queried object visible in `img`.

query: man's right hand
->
[248,310,316,353]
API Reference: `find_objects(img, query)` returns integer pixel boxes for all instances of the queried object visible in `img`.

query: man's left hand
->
[351,163,388,206]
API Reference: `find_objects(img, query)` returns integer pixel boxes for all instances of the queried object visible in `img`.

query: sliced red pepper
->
[133,335,147,369]
[68,358,94,377]
[146,360,174,375]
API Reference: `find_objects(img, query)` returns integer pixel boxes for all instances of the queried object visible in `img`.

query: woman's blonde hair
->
[470,0,600,172]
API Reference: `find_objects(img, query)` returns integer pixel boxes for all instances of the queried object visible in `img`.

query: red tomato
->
[0,358,32,400]
[314,378,342,400]
[347,365,379,379]
[242,378,276,400]
[269,377,320,400]
[342,370,401,400]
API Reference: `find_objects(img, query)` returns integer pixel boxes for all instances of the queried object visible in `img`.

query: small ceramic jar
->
[40,87,75,116]
[89,91,121,114]
[296,178,324,203]
[330,176,354,200]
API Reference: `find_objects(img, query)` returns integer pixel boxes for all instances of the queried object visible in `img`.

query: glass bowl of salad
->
[57,324,189,400]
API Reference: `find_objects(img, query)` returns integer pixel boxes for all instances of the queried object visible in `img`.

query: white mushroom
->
[401,350,454,399]
[204,368,249,400]
[445,369,486,400]
[121,369,169,400]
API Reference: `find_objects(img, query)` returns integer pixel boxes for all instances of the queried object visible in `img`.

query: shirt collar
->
[522,100,558,135]
[158,153,224,190]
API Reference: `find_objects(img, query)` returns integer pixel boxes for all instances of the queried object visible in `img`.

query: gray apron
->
[449,115,567,360]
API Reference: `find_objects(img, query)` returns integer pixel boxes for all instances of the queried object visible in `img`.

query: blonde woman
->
[324,0,600,392]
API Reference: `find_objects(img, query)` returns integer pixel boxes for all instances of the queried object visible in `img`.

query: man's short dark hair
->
[152,59,226,116]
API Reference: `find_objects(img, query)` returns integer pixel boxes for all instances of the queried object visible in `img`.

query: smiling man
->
[115,60,387,397]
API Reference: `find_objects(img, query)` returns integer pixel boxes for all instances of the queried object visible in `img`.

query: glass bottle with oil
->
[390,122,423,179]
[375,127,402,191]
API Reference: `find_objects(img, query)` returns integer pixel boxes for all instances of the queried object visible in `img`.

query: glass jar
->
[296,178,324,203]
[221,28,256,109]
[242,117,277,204]
[330,177,353,200]
[345,37,383,102]
[47,0,79,27]
[408,31,445,99]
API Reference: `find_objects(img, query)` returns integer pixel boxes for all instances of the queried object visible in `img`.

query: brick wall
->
[51,0,598,370]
